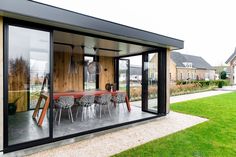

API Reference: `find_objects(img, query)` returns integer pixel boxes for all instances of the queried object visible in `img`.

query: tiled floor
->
[8,104,156,145]
[54,104,156,138]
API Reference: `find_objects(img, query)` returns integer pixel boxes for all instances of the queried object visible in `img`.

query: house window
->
[183,62,192,68]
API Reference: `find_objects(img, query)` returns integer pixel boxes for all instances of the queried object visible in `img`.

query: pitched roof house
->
[171,52,213,70]
[170,52,215,81]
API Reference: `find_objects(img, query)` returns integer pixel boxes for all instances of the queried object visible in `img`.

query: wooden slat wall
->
[99,56,114,90]
[54,52,115,91]
[53,47,84,92]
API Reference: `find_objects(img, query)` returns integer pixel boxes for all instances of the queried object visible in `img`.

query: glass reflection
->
[147,53,158,112]
[8,26,50,145]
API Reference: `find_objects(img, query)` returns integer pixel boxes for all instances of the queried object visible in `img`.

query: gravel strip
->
[27,111,207,157]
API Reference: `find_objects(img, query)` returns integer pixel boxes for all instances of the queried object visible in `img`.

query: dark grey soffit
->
[0,0,184,50]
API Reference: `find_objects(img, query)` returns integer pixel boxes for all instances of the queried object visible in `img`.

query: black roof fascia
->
[0,0,183,50]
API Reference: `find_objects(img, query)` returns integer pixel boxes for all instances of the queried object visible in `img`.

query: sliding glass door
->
[142,52,159,113]
[120,55,142,107]
[118,59,130,98]
[147,53,158,112]
[6,25,51,147]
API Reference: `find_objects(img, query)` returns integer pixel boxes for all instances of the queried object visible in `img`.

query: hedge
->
[176,80,229,87]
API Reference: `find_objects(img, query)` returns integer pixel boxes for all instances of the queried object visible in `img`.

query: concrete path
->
[215,85,236,91]
[27,112,207,157]
[170,90,232,104]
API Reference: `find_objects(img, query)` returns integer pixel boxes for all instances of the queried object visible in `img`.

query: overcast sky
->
[36,0,236,66]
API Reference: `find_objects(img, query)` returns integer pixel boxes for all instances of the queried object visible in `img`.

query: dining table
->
[53,90,131,112]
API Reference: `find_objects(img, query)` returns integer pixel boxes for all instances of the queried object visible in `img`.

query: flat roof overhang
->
[0,0,184,50]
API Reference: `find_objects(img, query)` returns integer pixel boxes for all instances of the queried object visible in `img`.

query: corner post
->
[0,16,3,151]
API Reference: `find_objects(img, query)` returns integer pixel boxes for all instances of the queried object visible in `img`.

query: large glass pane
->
[119,59,129,95]
[147,53,158,112]
[123,56,142,108]
[8,26,50,145]
[84,56,96,90]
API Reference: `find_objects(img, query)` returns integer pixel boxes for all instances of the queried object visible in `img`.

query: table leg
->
[125,96,131,112]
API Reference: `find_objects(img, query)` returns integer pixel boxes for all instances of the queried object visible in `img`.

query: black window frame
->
[3,18,54,153]
[141,49,167,115]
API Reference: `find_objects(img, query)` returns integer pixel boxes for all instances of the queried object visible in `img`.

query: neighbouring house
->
[170,52,215,82]
[149,52,215,83]
[0,0,183,154]
[120,65,142,82]
[225,47,236,85]
[130,65,142,81]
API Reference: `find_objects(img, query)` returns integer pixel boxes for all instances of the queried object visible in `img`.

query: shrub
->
[220,71,227,79]
[130,87,141,101]
[176,80,229,87]
[218,81,223,88]
[172,79,229,96]
[148,86,157,98]
[170,83,202,96]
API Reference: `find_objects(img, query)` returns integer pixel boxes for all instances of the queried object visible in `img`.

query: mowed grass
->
[114,92,236,157]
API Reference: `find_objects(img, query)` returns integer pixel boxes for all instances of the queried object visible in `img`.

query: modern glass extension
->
[3,21,167,152]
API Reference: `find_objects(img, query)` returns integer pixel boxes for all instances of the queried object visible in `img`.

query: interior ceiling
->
[53,30,156,57]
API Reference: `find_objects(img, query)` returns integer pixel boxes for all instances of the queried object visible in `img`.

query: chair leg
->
[117,103,120,113]
[69,107,74,123]
[81,107,84,121]
[107,103,111,117]
[54,109,58,122]
[89,106,92,118]
[99,105,102,118]
[68,109,70,120]
[93,104,96,117]
[122,102,125,112]
[58,108,62,125]
[76,106,80,119]
[86,107,88,120]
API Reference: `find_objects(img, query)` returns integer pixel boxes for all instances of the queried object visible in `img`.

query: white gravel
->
[27,111,207,157]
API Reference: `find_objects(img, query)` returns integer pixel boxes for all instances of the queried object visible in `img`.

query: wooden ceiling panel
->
[53,30,154,57]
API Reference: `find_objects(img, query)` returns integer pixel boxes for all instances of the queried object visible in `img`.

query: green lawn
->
[114,92,236,157]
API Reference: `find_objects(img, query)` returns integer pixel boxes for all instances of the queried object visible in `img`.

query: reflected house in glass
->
[0,0,184,154]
